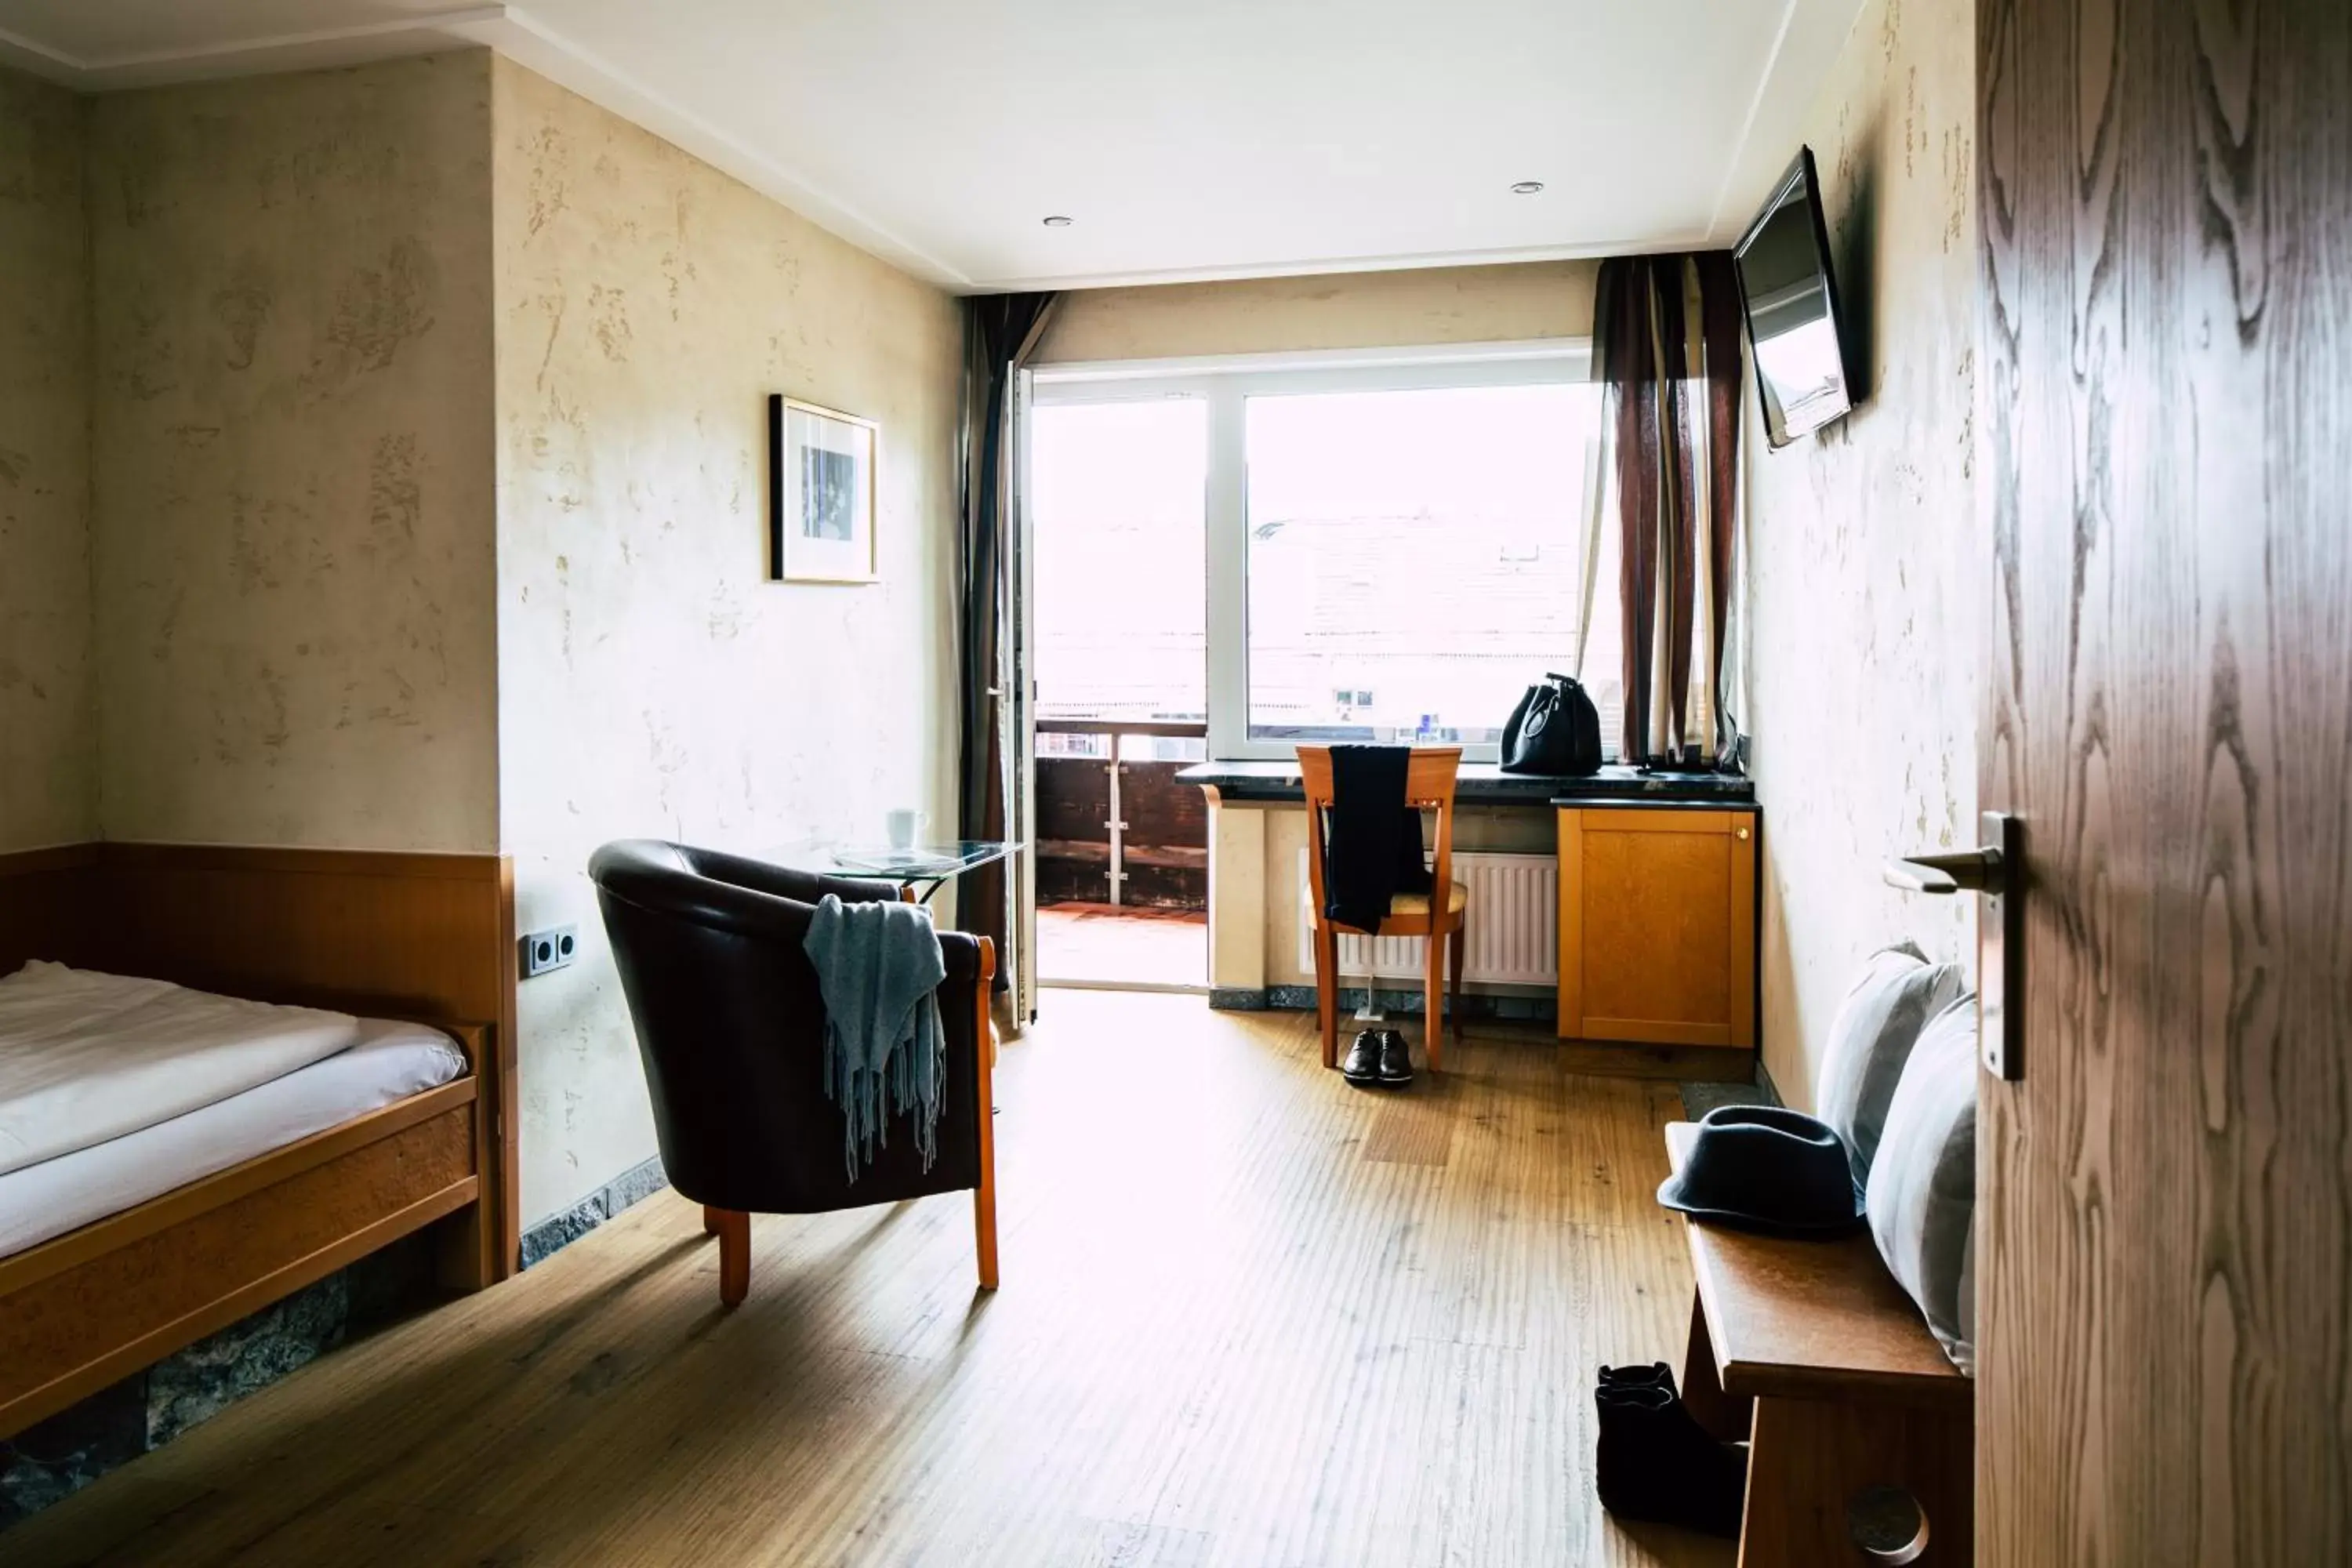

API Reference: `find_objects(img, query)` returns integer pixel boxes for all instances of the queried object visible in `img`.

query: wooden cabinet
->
[1556,805,1756,1058]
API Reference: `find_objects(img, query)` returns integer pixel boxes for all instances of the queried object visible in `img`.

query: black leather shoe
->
[1341,1029,1382,1086]
[1377,1028,1414,1086]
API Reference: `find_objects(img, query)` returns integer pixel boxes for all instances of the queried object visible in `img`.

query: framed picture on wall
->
[768,394,878,583]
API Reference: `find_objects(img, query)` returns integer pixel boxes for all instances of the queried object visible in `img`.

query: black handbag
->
[1499,673,1602,776]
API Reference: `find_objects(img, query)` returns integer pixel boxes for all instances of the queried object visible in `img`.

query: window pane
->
[1032,399,1207,724]
[1243,382,1615,750]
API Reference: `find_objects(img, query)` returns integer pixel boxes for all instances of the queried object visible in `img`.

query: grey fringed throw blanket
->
[802,893,947,1178]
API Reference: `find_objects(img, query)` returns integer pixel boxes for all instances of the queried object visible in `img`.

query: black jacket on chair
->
[1321,745,1432,934]
[588,840,988,1218]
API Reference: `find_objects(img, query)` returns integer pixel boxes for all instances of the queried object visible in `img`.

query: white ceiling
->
[0,0,1867,293]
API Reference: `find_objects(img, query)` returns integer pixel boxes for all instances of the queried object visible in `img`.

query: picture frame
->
[768,394,879,584]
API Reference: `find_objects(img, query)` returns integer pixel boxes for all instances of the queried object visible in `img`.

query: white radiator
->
[1297,850,1558,986]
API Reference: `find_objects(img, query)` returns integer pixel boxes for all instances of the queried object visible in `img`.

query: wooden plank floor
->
[5,993,1730,1568]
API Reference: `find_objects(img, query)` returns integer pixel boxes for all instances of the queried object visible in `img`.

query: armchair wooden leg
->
[975,1185,999,1292]
[702,1204,723,1237]
[974,937,1000,1291]
[712,1208,750,1308]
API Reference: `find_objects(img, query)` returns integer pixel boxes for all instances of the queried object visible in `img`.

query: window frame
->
[1028,338,1595,762]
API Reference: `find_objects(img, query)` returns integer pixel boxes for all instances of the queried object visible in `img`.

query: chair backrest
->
[587,839,984,1213]
[1296,746,1462,928]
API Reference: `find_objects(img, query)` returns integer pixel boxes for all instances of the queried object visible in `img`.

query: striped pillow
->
[1867,995,1979,1374]
[1815,943,1967,1186]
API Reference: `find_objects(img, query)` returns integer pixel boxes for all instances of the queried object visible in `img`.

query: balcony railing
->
[1035,719,1207,910]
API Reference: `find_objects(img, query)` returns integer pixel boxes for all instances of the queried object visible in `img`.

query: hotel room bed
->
[0,842,517,1441]
[0,1011,468,1261]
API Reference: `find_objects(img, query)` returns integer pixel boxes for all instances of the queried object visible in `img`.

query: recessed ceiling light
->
[1042,215,1074,227]
[1510,181,1545,196]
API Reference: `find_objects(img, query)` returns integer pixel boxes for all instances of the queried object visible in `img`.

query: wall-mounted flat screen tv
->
[1733,147,1853,448]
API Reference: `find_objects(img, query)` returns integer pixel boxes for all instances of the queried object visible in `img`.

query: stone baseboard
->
[519,1154,670,1271]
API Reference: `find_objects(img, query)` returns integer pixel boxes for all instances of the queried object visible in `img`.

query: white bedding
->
[0,962,361,1176]
[0,1017,466,1259]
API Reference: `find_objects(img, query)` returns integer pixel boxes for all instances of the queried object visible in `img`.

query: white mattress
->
[0,1018,467,1260]
[0,961,361,1175]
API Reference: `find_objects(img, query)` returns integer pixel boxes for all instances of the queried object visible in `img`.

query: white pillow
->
[1814,942,1967,1185]
[1867,994,1978,1373]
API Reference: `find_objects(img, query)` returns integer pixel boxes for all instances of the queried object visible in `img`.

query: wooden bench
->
[1664,1121,1973,1566]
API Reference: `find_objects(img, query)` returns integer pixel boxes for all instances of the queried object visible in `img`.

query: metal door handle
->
[1882,846,2004,895]
[1884,812,2025,1081]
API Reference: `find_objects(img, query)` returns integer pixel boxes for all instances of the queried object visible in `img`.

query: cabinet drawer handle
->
[1734,826,1750,840]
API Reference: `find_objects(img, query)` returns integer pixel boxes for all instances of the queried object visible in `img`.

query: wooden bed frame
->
[0,842,518,1440]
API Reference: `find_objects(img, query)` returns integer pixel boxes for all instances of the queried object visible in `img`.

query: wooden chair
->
[1298,746,1468,1073]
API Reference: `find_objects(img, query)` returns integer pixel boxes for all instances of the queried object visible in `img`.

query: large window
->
[1029,347,1614,760]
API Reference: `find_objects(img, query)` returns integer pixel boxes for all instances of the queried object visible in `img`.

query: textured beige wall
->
[1033,260,1598,364]
[87,56,499,851]
[492,59,964,1224]
[0,68,94,852]
[1744,0,1978,1108]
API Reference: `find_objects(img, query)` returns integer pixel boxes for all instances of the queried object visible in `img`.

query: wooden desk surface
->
[1665,1121,1971,1410]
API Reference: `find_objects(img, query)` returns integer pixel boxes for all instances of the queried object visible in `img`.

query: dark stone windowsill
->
[1175,760,1755,808]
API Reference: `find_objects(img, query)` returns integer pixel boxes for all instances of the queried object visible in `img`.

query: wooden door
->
[1555,806,1755,1052]
[1978,0,2352,1559]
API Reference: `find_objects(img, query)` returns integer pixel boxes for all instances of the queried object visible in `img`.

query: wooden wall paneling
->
[93,844,510,1022]
[0,843,103,974]
[1977,0,2352,1560]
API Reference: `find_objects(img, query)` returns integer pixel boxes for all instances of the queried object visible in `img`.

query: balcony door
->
[1021,392,1210,996]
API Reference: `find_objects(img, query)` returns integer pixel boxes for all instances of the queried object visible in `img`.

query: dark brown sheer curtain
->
[1592,252,1745,765]
[956,293,1058,988]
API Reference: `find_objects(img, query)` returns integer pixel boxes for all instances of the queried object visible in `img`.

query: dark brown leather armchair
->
[588,840,998,1305]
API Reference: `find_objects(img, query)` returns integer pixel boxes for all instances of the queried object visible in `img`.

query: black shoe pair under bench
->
[1340,1027,1414,1087]
[1594,1363,1746,1540]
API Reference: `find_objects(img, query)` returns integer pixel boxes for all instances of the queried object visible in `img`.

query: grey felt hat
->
[1657,1105,1867,1236]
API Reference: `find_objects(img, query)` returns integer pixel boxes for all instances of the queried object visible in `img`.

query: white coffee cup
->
[885,808,924,849]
